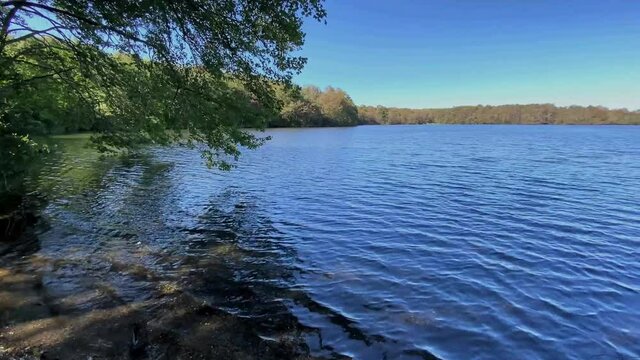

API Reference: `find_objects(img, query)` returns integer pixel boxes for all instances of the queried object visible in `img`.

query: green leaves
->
[0,0,326,204]
[273,85,359,127]
[0,0,326,187]
[0,117,49,194]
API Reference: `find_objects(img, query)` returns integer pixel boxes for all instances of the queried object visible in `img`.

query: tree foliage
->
[359,104,640,125]
[271,85,358,127]
[0,0,326,196]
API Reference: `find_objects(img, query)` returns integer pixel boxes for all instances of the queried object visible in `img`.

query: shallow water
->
[13,125,640,359]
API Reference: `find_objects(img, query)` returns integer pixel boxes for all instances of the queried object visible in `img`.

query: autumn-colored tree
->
[315,87,358,126]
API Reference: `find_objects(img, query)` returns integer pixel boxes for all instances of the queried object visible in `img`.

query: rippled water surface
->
[21,126,640,358]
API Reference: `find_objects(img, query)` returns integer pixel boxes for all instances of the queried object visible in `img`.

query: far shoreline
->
[265,122,640,129]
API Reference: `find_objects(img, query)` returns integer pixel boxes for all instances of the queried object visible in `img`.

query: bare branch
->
[5,25,67,45]
[2,0,150,46]
[0,1,22,53]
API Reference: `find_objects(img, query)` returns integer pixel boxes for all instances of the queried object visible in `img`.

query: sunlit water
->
[17,125,640,359]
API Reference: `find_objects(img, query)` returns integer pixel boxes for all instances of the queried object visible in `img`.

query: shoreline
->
[0,247,321,360]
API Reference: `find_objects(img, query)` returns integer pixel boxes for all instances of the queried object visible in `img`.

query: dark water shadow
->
[1,146,336,359]
[1,140,440,360]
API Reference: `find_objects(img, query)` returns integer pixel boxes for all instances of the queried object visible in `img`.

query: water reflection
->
[8,126,635,359]
[2,138,368,358]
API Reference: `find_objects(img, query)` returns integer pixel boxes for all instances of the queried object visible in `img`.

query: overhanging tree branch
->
[1,0,151,48]
[5,25,67,45]
[1,66,73,88]
[0,0,23,53]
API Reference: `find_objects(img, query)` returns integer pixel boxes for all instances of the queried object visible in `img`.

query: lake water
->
[16,125,640,359]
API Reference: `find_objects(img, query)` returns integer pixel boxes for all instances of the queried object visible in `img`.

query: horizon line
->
[355,103,640,112]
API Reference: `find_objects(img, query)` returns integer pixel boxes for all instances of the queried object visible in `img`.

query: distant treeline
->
[273,87,640,127]
[358,104,640,125]
[271,85,359,127]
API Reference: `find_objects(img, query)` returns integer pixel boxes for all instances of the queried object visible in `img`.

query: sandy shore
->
[0,246,320,360]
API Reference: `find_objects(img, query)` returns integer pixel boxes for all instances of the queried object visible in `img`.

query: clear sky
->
[294,0,640,109]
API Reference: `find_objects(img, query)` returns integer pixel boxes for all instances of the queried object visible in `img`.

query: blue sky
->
[294,0,640,109]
